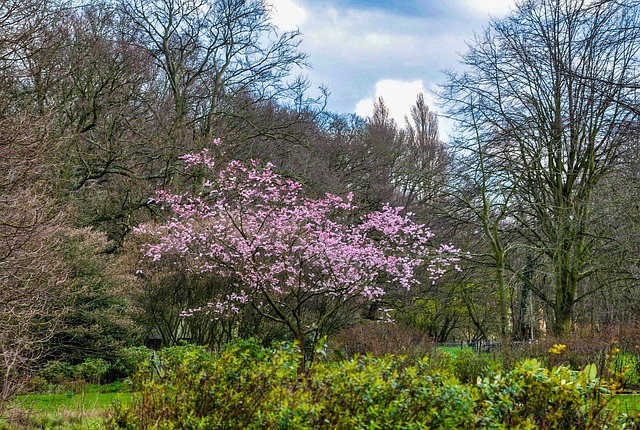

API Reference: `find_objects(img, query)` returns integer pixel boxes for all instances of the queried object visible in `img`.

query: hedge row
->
[106,341,638,429]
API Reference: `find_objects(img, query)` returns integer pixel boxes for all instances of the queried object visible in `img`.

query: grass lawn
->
[1,385,131,430]
[612,394,640,416]
[437,345,474,357]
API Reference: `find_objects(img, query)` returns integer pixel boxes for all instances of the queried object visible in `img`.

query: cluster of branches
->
[0,96,68,410]
[441,0,640,337]
[136,146,459,371]
[0,0,323,244]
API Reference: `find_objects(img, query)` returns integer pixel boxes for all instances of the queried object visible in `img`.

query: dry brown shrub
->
[329,321,434,358]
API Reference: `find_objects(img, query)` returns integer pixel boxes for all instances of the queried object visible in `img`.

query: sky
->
[268,0,517,136]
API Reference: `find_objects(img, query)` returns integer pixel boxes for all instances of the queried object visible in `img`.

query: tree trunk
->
[515,254,533,341]
[552,251,577,335]
[296,332,307,377]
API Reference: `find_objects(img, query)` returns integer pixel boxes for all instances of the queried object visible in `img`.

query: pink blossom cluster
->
[137,148,459,322]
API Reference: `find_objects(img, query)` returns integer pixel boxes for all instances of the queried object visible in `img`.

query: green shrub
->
[110,346,154,380]
[106,342,634,429]
[74,358,110,384]
[420,347,454,376]
[476,359,615,429]
[40,361,75,384]
[106,340,302,429]
[306,355,475,429]
[450,349,501,384]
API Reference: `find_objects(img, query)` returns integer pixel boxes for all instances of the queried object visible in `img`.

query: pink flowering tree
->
[136,146,458,371]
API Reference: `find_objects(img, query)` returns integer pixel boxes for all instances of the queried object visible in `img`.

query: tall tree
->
[396,93,449,211]
[344,98,404,211]
[0,98,69,411]
[448,121,520,342]
[118,0,309,140]
[0,0,73,408]
[442,0,640,334]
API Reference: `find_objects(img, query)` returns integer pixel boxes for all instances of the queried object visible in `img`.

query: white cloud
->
[459,0,515,17]
[292,0,513,138]
[298,5,476,118]
[355,79,426,125]
[267,0,308,31]
[355,79,455,138]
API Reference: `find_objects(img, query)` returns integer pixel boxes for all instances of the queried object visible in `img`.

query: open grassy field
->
[1,386,131,430]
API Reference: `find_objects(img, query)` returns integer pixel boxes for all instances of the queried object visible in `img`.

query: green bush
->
[106,342,636,429]
[476,359,616,429]
[74,358,110,384]
[110,346,154,380]
[306,355,475,429]
[450,349,501,384]
[40,361,75,384]
[421,347,454,375]
[106,340,302,429]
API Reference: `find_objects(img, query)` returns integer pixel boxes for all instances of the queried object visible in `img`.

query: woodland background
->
[2,0,640,405]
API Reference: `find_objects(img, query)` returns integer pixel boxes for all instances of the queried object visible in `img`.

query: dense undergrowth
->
[105,340,640,429]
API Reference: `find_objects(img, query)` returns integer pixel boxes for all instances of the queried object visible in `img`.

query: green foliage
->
[305,355,475,429]
[109,346,154,380]
[39,362,75,385]
[106,342,639,429]
[36,349,151,393]
[47,229,139,369]
[106,340,302,429]
[417,348,502,385]
[73,359,110,385]
[449,349,501,384]
[475,359,614,429]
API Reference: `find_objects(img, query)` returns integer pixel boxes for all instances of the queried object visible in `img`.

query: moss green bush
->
[106,340,303,429]
[109,346,154,381]
[39,361,75,385]
[73,358,110,384]
[304,355,475,429]
[106,341,639,429]
[476,360,614,429]
[450,348,501,384]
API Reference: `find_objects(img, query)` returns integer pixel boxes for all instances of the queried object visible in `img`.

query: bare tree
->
[337,98,405,211]
[118,0,310,139]
[0,0,50,69]
[395,93,449,210]
[34,0,320,243]
[448,118,523,342]
[442,0,640,334]
[55,3,171,243]
[0,102,69,411]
